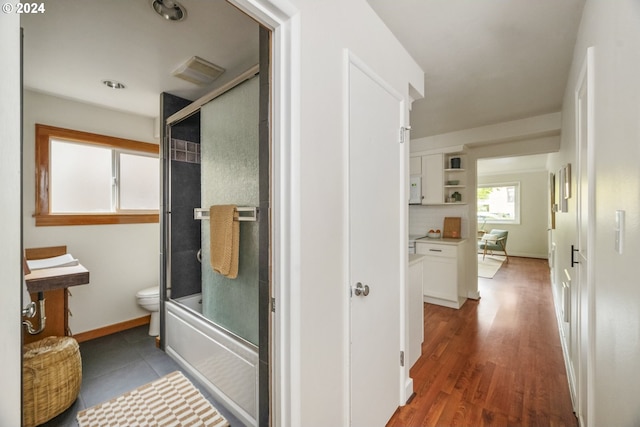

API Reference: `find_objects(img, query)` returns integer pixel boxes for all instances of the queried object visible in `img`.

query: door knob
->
[354,282,370,297]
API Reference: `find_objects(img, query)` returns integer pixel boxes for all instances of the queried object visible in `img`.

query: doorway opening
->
[476,154,552,281]
[19,1,293,425]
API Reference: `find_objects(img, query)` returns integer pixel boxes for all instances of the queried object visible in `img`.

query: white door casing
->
[346,53,405,426]
[574,46,596,427]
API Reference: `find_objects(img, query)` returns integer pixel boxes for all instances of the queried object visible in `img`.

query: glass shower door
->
[199,76,260,346]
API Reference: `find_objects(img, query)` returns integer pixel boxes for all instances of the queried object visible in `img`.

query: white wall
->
[409,205,470,238]
[548,0,640,425]
[289,0,423,424]
[23,90,159,334]
[478,171,548,258]
[0,12,22,426]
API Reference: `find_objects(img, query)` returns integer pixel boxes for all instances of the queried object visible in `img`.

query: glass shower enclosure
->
[160,74,263,426]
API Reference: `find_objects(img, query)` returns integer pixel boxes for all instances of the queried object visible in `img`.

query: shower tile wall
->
[170,145,201,299]
[162,92,202,300]
[171,138,200,164]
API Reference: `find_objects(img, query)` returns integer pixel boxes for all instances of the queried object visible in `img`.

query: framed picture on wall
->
[563,163,572,199]
[549,172,556,228]
[558,166,568,212]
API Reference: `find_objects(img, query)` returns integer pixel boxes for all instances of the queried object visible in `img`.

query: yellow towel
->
[210,205,239,279]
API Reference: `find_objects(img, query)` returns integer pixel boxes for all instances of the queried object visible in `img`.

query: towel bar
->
[194,207,259,222]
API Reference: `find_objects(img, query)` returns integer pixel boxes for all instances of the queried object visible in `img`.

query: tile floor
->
[40,326,244,426]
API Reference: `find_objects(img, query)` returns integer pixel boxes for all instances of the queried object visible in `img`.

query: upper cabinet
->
[409,156,422,175]
[411,150,467,205]
[421,153,444,204]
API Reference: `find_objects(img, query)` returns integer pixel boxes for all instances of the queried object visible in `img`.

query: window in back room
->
[477,182,520,225]
[35,124,160,226]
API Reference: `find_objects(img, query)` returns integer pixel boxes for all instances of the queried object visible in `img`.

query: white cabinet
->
[409,156,422,175]
[408,256,424,368]
[421,153,443,204]
[415,239,467,309]
[412,152,466,205]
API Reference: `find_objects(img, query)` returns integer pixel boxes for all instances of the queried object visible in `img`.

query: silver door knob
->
[354,282,370,297]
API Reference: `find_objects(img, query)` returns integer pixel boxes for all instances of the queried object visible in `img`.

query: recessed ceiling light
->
[151,0,186,22]
[102,80,126,89]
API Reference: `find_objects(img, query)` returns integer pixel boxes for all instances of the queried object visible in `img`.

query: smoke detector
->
[172,56,225,86]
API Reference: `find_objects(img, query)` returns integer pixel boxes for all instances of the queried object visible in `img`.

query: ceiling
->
[21,0,259,119]
[22,0,585,138]
[478,153,549,176]
[367,0,585,138]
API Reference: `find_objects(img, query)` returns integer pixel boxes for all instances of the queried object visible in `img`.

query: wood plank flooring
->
[388,256,578,427]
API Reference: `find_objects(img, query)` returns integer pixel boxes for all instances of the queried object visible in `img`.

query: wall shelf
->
[410,151,468,205]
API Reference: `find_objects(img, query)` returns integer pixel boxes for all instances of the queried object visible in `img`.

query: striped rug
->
[77,371,229,427]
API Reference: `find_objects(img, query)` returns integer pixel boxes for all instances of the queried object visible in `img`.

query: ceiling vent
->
[172,56,225,86]
[151,0,187,22]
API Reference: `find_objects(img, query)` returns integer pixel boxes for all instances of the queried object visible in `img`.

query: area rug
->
[76,371,229,427]
[478,254,506,278]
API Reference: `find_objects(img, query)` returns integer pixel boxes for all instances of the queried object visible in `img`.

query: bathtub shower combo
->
[161,74,266,427]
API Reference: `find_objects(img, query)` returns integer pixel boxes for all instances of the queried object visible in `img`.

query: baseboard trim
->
[73,315,151,343]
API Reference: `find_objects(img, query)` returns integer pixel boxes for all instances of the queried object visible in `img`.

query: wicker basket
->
[23,336,82,427]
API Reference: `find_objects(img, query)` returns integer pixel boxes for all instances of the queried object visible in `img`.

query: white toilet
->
[136,286,160,336]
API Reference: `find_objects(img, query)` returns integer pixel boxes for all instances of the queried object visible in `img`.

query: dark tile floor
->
[40,325,244,426]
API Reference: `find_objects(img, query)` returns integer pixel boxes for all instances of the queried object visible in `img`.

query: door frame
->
[227,1,300,426]
[574,45,596,427]
[343,50,408,425]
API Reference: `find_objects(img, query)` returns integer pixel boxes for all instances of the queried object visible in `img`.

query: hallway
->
[388,257,577,426]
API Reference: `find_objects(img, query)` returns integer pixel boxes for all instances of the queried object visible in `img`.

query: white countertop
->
[409,254,425,265]
[415,237,467,245]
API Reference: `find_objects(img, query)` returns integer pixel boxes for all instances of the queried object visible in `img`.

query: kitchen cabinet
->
[409,156,422,175]
[421,153,443,204]
[415,239,466,309]
[412,151,466,205]
[408,255,424,368]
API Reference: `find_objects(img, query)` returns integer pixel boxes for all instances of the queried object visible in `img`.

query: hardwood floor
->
[388,256,578,427]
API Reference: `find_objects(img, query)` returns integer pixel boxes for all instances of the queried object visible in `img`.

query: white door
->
[574,47,594,427]
[348,57,403,426]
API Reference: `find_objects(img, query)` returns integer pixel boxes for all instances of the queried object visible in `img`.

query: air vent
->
[172,56,225,86]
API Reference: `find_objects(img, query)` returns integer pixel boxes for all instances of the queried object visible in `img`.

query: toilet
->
[136,286,160,336]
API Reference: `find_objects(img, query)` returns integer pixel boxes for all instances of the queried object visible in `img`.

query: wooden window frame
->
[35,124,160,226]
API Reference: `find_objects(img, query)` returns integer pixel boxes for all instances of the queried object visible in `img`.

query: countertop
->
[25,264,90,293]
[415,237,467,245]
[409,254,425,265]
